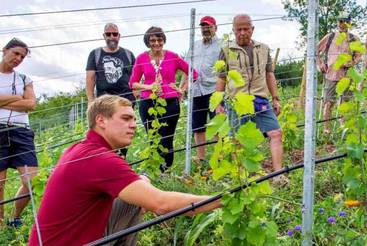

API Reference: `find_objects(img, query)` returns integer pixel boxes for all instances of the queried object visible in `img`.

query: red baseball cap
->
[200,16,216,26]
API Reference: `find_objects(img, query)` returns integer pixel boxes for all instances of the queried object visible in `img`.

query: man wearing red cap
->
[181,16,221,169]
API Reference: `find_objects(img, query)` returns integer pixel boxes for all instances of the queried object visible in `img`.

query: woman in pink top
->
[130,26,197,172]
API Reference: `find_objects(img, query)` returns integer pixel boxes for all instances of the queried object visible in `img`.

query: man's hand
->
[272,99,281,116]
[319,63,328,73]
[215,104,225,114]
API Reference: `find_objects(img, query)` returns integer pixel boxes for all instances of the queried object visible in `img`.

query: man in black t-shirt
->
[86,23,136,104]
[86,23,136,158]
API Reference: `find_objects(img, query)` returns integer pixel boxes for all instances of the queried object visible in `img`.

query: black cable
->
[296,110,367,128]
[0,193,30,206]
[0,0,215,18]
[0,149,352,218]
[86,150,352,246]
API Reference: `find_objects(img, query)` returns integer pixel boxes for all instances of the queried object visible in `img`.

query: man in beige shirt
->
[216,14,287,185]
[317,14,361,133]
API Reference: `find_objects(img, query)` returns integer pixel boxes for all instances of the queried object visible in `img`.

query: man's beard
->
[202,31,213,43]
[106,40,118,50]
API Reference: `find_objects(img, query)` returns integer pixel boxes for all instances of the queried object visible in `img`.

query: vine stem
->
[260,195,302,206]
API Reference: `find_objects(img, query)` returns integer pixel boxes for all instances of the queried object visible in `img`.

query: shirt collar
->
[86,129,112,150]
[229,39,261,50]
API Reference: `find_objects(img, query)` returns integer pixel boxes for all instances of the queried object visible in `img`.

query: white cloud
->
[255,21,304,60]
[260,0,283,7]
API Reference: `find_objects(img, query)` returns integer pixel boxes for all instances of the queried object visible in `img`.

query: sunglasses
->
[105,32,119,37]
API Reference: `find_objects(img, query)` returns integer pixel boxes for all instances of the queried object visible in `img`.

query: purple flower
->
[319,208,325,214]
[294,225,302,231]
[287,229,294,236]
[327,217,336,224]
[338,211,346,217]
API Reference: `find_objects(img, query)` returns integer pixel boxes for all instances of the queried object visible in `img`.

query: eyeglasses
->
[149,38,164,43]
[338,19,351,23]
[105,32,119,37]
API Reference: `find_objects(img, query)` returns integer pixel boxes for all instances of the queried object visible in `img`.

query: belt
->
[0,122,30,129]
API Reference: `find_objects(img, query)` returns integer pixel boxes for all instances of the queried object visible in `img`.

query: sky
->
[0,0,365,96]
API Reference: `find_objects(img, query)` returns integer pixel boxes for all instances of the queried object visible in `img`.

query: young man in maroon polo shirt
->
[29,95,220,246]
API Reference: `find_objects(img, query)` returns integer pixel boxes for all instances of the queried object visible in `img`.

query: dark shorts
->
[192,94,216,133]
[227,103,280,136]
[324,78,352,103]
[0,124,38,171]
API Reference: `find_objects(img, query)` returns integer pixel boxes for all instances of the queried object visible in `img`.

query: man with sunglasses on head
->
[317,13,361,134]
[86,23,136,158]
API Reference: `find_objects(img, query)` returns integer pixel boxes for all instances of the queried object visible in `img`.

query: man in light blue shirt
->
[181,16,221,166]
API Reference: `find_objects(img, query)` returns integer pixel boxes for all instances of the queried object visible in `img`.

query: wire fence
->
[1,5,366,245]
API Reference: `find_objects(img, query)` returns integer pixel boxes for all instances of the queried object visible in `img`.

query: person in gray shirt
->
[181,16,221,167]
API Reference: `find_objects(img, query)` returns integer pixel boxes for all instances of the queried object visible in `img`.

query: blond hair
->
[87,95,132,129]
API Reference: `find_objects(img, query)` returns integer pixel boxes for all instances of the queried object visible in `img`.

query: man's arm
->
[266,71,281,116]
[350,36,363,66]
[119,180,221,216]
[3,83,36,112]
[86,70,96,103]
[317,34,329,73]
[0,95,23,107]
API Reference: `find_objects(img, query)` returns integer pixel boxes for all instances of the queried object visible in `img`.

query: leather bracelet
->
[272,96,280,101]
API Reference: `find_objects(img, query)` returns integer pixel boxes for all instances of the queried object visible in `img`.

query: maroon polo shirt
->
[29,130,140,246]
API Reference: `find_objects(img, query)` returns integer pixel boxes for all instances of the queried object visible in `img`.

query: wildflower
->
[318,208,325,214]
[327,217,336,224]
[344,200,363,207]
[338,211,346,217]
[287,229,294,236]
[294,225,302,231]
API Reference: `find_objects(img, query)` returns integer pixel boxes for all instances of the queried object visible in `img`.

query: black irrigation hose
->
[0,193,30,206]
[0,108,360,206]
[296,110,367,128]
[86,150,352,246]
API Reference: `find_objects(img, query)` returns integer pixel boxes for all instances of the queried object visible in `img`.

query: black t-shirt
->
[86,47,136,102]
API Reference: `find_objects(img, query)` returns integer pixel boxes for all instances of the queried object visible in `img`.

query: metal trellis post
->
[25,165,43,246]
[81,97,84,124]
[184,8,196,175]
[302,0,318,245]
